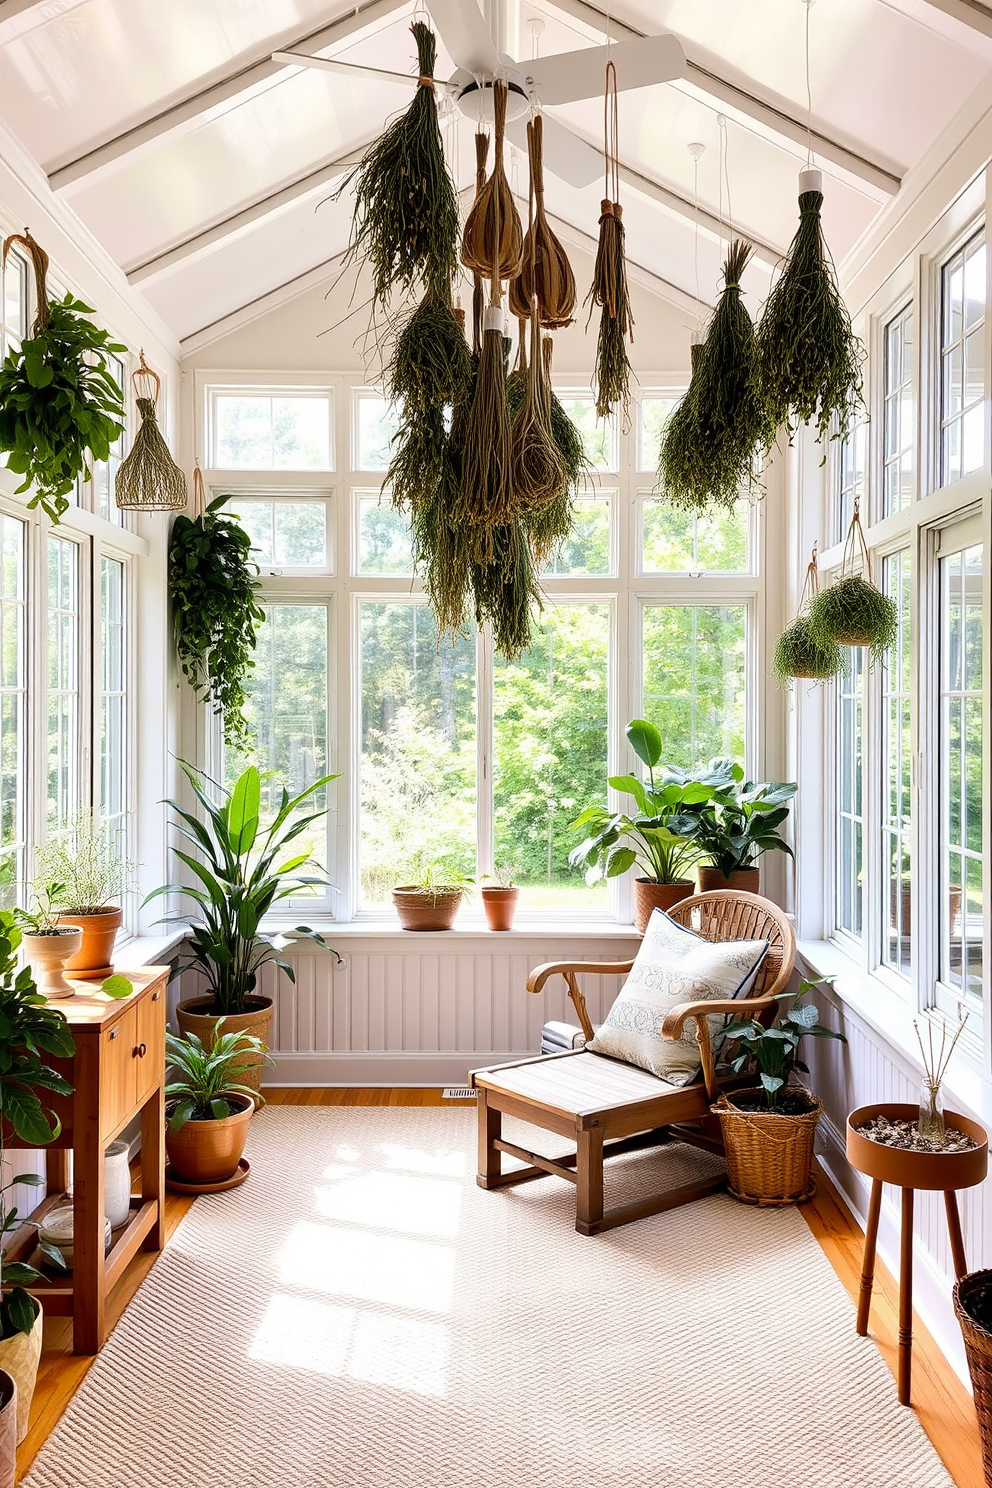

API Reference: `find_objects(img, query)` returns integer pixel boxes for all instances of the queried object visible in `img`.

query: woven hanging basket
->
[115,355,187,511]
[712,1087,822,1206]
[953,1270,992,1485]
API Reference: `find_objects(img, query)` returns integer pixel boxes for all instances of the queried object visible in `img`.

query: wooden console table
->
[5,966,168,1355]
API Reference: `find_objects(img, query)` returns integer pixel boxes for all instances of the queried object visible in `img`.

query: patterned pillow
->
[586,909,769,1086]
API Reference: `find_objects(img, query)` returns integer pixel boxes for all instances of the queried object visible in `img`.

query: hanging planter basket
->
[115,353,187,510]
[773,545,842,684]
[806,502,898,659]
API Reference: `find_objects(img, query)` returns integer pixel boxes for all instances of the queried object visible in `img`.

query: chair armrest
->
[661,994,775,1041]
[526,960,635,995]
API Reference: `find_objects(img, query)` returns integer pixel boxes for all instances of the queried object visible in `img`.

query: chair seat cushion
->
[586,908,768,1086]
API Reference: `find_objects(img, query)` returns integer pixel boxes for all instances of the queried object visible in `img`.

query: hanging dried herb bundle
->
[386,288,473,417]
[586,63,634,424]
[523,337,586,566]
[508,115,575,329]
[410,446,473,639]
[806,501,897,659]
[510,228,565,510]
[656,342,708,506]
[338,22,459,308]
[115,354,187,510]
[773,547,842,685]
[461,83,523,282]
[386,403,446,514]
[658,240,770,512]
[0,231,125,526]
[472,520,541,660]
[470,132,489,357]
[755,169,864,444]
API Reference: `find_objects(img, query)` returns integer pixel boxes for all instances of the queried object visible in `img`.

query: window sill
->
[283,919,642,940]
[796,938,992,1128]
[112,928,189,968]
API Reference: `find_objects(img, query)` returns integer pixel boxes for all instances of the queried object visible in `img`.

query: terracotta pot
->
[0,1299,42,1446]
[175,995,272,1110]
[631,879,693,935]
[55,907,122,978]
[846,1103,988,1190]
[22,928,83,998]
[165,1092,253,1186]
[696,865,760,895]
[392,887,463,931]
[482,887,518,932]
[0,1369,15,1488]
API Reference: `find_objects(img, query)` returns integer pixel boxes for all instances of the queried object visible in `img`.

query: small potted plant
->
[481,861,519,932]
[712,978,846,1204]
[14,882,83,998]
[165,1024,270,1191]
[569,718,719,934]
[692,760,797,893]
[37,810,135,977]
[0,909,75,1445]
[392,862,473,932]
[149,762,340,1106]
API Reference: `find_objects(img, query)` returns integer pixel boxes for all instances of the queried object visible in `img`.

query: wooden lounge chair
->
[471,891,797,1235]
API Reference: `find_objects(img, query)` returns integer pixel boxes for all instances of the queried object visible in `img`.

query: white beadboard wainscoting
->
[173,928,641,1088]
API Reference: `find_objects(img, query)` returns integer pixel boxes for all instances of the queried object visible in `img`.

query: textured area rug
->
[25,1107,953,1488]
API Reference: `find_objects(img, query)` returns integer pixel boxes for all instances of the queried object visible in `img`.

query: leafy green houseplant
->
[392,862,474,932]
[14,882,83,1000]
[150,762,340,1103]
[693,761,797,889]
[168,490,266,751]
[37,811,135,977]
[0,232,126,527]
[569,718,720,932]
[0,909,75,1440]
[165,1024,271,1187]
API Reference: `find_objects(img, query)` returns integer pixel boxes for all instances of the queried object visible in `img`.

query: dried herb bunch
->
[511,267,565,511]
[755,172,865,444]
[586,63,634,423]
[659,240,769,512]
[471,520,541,660]
[338,22,459,308]
[0,231,125,526]
[384,289,472,515]
[461,83,523,283]
[508,115,575,329]
[656,342,708,506]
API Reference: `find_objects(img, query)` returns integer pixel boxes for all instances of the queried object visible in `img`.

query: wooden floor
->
[16,1087,984,1486]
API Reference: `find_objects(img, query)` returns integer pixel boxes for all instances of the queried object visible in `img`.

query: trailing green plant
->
[338,21,459,308]
[755,172,865,445]
[585,65,634,423]
[0,232,126,527]
[719,978,845,1109]
[569,718,722,886]
[805,503,898,659]
[165,1023,271,1129]
[36,809,135,913]
[0,909,75,1338]
[147,762,341,1017]
[773,545,842,685]
[471,519,541,660]
[691,760,797,876]
[659,240,770,512]
[169,487,266,751]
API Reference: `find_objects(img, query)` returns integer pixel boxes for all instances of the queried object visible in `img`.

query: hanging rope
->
[586,59,634,423]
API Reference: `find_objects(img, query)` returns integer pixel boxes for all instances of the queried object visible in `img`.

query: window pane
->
[941,232,985,486]
[940,542,983,1007]
[541,497,611,575]
[94,352,126,524]
[100,557,127,827]
[881,551,912,976]
[639,396,678,472]
[493,604,609,911]
[2,250,26,350]
[837,648,864,939]
[360,605,476,909]
[356,396,401,472]
[642,605,747,768]
[227,498,329,569]
[0,517,25,907]
[882,306,913,516]
[643,500,749,573]
[213,393,332,470]
[47,537,80,832]
[555,398,615,471]
[836,422,866,544]
[358,495,414,575]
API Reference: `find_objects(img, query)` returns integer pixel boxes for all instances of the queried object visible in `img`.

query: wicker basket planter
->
[697,866,760,895]
[631,879,693,935]
[953,1270,992,1485]
[712,1087,822,1206]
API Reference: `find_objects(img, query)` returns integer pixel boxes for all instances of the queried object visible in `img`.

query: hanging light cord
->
[692,153,701,333]
[804,0,815,167]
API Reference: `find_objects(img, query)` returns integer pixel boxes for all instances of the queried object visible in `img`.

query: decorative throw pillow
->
[587,909,769,1087]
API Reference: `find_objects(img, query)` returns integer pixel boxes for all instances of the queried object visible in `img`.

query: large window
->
[882,306,914,516]
[836,649,864,940]
[100,557,127,845]
[835,423,866,545]
[211,389,333,470]
[880,550,912,976]
[47,537,81,833]
[939,230,985,487]
[642,604,747,767]
[0,517,25,905]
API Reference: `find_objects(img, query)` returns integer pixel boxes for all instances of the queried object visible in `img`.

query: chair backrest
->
[666,890,796,1000]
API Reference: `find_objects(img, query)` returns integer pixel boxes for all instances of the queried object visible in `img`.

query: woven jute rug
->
[25,1107,954,1488]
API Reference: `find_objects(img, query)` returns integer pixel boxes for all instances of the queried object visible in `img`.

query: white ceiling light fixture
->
[273,0,685,189]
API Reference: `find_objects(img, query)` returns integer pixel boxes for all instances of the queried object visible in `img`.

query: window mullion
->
[476,622,494,884]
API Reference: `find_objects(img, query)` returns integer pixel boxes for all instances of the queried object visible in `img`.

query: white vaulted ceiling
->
[0,0,989,347]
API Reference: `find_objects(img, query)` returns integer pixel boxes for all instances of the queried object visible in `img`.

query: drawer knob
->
[109,1029,119,1041]
[151,992,160,1002]
[137,1042,147,1059]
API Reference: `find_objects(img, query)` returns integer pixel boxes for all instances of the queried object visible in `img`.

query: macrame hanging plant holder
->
[115,354,187,510]
[772,544,842,683]
[805,499,898,659]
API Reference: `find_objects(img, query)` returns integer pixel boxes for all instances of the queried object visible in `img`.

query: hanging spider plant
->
[773,546,842,685]
[806,502,898,659]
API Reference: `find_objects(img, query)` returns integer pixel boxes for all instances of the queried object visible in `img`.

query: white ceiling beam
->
[916,0,992,39]
[545,211,713,318]
[538,0,902,198]
[125,144,372,285]
[615,162,780,268]
[875,0,992,52]
[179,253,349,357]
[47,0,407,192]
[0,0,92,46]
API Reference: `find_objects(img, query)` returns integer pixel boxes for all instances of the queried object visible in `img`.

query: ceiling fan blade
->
[429,0,500,76]
[523,34,685,107]
[272,51,438,89]
[505,115,602,191]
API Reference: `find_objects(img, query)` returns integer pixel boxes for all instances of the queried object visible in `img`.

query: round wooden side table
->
[847,1102,988,1406]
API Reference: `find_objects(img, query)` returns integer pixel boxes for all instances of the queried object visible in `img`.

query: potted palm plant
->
[692,760,797,893]
[569,719,719,934]
[712,978,845,1204]
[38,810,135,977]
[149,762,340,1106]
[0,909,75,1446]
[165,1024,270,1191]
[392,862,473,931]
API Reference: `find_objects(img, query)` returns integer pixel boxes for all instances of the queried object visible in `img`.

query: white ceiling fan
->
[273,0,685,189]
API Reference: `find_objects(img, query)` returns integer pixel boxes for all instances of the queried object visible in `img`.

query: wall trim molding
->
[265,1050,522,1088]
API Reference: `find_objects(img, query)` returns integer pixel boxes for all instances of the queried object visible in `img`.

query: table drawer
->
[99,1006,137,1139]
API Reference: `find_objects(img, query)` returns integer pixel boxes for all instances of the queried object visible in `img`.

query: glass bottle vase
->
[917,1079,945,1144]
